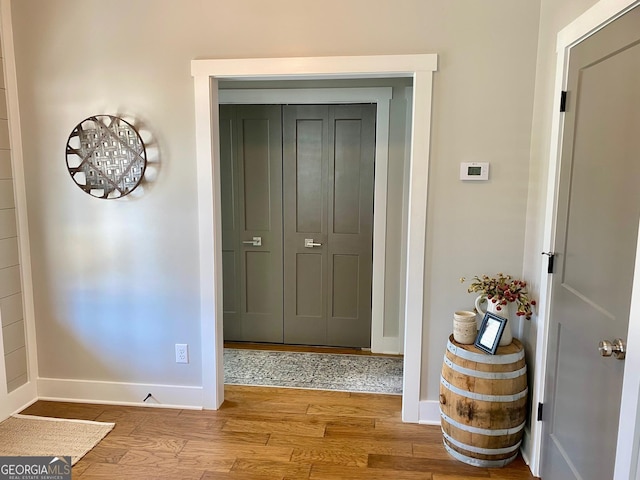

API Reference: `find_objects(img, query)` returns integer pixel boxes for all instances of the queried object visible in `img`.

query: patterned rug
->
[223,348,403,395]
[0,414,114,465]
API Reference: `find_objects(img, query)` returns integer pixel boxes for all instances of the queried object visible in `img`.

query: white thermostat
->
[460,162,489,181]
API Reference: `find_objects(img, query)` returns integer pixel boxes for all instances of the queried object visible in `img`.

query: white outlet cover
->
[175,344,189,364]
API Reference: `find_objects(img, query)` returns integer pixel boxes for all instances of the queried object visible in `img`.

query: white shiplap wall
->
[0,32,26,393]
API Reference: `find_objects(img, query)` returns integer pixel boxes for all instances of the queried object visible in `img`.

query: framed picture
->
[474,312,508,354]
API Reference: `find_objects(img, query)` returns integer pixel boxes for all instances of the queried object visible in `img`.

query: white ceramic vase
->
[475,295,513,346]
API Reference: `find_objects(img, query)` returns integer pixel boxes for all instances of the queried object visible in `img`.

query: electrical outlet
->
[175,344,189,364]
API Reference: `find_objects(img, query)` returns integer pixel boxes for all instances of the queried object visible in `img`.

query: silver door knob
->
[598,338,626,360]
[242,236,262,247]
[304,238,322,248]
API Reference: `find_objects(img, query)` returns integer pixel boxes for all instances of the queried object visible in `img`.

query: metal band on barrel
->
[447,338,524,364]
[441,376,528,402]
[441,430,522,455]
[443,441,519,468]
[443,355,527,379]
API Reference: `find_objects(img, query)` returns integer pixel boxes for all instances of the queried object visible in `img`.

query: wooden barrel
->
[439,335,527,467]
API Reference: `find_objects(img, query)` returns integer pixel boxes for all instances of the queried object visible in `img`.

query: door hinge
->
[542,252,555,274]
[537,402,544,421]
[560,91,567,112]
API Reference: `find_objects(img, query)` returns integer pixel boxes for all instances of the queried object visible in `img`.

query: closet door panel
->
[221,105,284,343]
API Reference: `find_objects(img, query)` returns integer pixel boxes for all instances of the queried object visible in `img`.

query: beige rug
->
[0,414,114,465]
[224,348,403,394]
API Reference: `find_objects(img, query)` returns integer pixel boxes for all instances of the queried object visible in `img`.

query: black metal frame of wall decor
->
[65,115,147,199]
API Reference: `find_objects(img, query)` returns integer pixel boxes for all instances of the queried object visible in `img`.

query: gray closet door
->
[220,105,241,340]
[283,104,375,347]
[220,104,284,343]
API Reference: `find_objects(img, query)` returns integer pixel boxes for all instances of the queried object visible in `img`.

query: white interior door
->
[541,6,640,479]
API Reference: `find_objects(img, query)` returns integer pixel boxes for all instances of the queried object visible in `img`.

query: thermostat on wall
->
[460,162,489,181]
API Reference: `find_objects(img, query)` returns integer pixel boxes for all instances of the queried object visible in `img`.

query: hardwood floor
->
[223,341,402,357]
[19,386,539,479]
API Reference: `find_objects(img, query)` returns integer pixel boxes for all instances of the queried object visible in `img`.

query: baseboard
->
[418,399,441,425]
[520,427,534,469]
[37,377,204,410]
[0,380,38,421]
[371,335,402,355]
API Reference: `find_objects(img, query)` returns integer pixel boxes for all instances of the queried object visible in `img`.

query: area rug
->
[224,348,403,395]
[0,414,114,465]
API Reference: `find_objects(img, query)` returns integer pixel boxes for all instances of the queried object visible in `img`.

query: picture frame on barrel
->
[474,312,507,354]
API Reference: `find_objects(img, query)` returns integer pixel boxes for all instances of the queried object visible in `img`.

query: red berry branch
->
[461,273,536,320]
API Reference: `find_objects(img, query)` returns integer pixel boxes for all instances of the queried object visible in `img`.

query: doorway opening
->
[191,54,438,422]
[218,85,404,351]
[218,84,409,392]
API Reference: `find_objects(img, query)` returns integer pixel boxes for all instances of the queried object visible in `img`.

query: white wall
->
[419,6,539,400]
[9,0,540,407]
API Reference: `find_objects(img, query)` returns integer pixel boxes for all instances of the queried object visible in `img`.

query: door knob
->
[242,236,262,247]
[598,338,626,360]
[304,238,322,248]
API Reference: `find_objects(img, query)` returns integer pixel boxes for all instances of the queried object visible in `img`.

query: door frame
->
[219,87,394,353]
[191,54,437,422]
[534,1,640,477]
[0,0,39,420]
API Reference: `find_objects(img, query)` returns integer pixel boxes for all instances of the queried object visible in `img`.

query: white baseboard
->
[418,400,441,425]
[0,380,38,421]
[371,335,402,355]
[521,427,534,471]
[37,377,204,410]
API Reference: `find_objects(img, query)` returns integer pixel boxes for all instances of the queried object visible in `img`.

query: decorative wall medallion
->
[66,115,147,199]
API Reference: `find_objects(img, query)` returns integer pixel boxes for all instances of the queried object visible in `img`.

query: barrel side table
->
[439,335,528,467]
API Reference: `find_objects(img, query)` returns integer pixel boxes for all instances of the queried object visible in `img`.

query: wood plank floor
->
[223,341,402,357]
[19,386,539,479]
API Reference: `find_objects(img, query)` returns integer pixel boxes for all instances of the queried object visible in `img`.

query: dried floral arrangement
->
[461,273,536,320]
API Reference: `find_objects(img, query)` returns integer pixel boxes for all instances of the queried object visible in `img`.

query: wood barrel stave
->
[439,335,528,467]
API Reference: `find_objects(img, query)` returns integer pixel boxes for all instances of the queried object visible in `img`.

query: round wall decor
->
[66,115,147,199]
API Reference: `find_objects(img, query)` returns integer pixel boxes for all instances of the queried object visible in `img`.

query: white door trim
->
[622,221,640,480]
[191,54,438,422]
[0,0,39,421]
[534,1,640,477]
[219,87,397,354]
